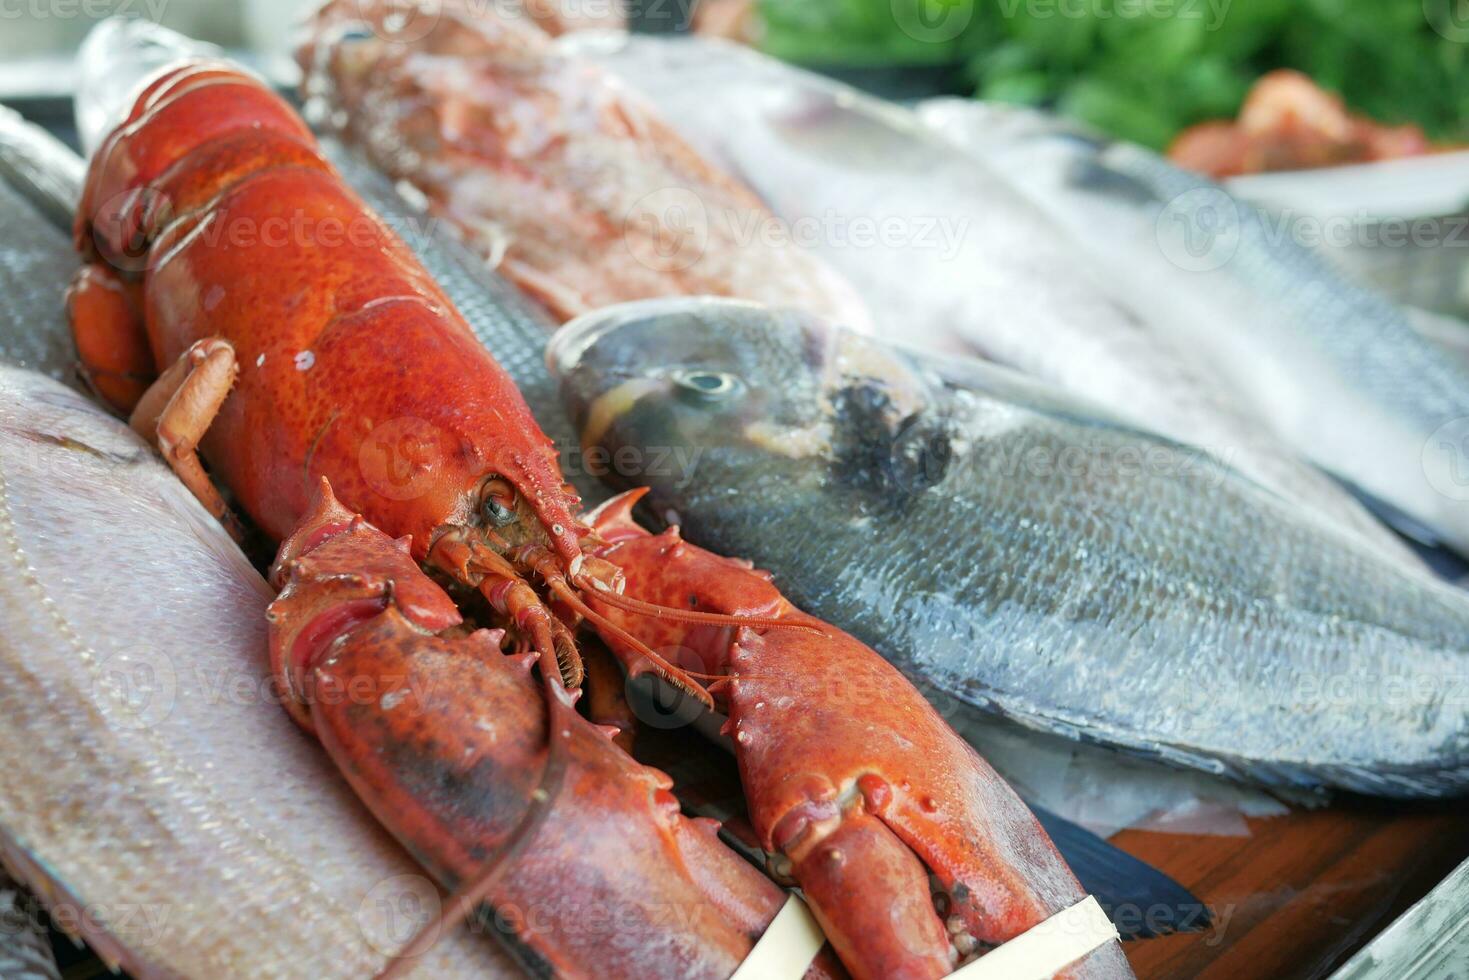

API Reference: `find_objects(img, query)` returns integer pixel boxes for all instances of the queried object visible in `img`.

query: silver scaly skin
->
[552,299,1469,799]
[922,97,1469,559]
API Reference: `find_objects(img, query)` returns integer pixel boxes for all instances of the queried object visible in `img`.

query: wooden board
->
[1116,800,1468,979]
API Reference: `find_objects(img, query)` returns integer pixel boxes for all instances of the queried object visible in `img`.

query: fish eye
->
[673,369,742,402]
[480,478,518,527]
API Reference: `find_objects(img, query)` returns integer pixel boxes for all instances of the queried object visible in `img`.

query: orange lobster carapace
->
[68,56,1131,980]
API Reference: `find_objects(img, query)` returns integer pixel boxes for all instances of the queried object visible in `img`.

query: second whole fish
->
[552,298,1469,799]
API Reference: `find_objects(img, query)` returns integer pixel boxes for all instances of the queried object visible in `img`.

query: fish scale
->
[0,178,81,387]
[920,97,1469,558]
[553,299,1469,798]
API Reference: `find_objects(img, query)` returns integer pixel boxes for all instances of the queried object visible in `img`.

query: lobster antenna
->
[547,577,719,710]
[572,579,826,637]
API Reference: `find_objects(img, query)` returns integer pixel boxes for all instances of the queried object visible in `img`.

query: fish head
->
[548,298,846,486]
[549,297,940,504]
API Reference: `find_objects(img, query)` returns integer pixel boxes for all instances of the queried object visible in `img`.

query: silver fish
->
[566,33,1419,566]
[920,96,1469,558]
[0,365,515,977]
[551,297,1469,799]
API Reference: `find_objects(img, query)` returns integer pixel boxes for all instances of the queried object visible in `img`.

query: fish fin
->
[1030,804,1211,940]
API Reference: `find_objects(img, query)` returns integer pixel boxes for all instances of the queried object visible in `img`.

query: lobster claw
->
[265,481,842,978]
[584,490,1134,980]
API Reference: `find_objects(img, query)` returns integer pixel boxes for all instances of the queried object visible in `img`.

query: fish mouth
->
[545,295,772,379]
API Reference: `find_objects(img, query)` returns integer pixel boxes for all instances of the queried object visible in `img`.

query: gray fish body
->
[552,299,1469,798]
[921,98,1469,557]
[569,33,1417,564]
[0,105,82,233]
[0,114,81,387]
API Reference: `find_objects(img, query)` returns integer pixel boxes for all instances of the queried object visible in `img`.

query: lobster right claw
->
[729,617,1134,979]
[583,494,1135,980]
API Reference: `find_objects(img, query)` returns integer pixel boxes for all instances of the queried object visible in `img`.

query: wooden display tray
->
[1118,800,1466,977]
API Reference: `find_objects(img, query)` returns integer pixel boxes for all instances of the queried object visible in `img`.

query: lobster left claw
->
[583,490,1135,980]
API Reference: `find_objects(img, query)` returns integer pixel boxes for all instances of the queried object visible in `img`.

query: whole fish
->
[565,33,1420,565]
[919,96,1469,558]
[0,364,517,977]
[298,0,872,328]
[551,297,1469,799]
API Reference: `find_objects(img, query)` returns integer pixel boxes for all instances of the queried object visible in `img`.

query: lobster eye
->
[483,498,516,526]
[481,479,518,527]
[673,369,742,402]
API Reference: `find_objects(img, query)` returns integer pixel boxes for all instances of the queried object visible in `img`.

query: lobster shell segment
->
[73,61,584,564]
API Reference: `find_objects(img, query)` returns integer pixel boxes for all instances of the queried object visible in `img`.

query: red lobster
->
[67,58,1130,979]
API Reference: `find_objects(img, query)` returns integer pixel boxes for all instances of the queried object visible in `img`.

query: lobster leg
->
[128,337,239,535]
[64,263,155,412]
[582,491,1134,980]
